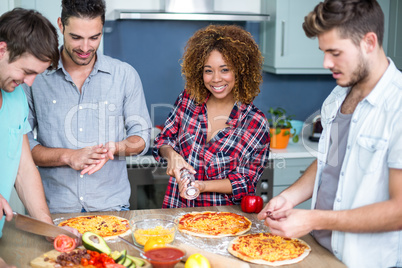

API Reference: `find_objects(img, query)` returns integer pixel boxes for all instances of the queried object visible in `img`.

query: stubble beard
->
[340,52,369,88]
[65,46,95,66]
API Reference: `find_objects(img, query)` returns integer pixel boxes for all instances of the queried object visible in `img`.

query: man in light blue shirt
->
[258,0,402,267]
[0,8,75,267]
[23,0,151,213]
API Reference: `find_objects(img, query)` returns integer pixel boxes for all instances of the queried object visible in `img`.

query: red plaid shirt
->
[153,90,270,208]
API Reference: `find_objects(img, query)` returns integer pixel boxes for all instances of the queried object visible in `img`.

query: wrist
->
[160,146,177,161]
[60,149,72,166]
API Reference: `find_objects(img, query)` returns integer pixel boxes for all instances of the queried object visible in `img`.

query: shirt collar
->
[364,58,396,107]
[43,46,111,76]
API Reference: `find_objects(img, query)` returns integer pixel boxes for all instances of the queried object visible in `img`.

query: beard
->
[64,45,96,66]
[339,51,370,88]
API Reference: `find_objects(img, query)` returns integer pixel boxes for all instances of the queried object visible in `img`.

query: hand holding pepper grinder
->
[180,169,200,200]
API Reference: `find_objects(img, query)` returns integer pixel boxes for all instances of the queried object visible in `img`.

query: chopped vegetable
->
[86,250,116,267]
[53,234,77,252]
[82,231,112,255]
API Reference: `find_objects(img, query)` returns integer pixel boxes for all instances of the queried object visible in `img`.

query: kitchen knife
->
[12,212,78,239]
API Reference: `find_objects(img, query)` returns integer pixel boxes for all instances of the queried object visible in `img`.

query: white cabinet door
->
[260,0,329,74]
[0,0,15,15]
[273,157,315,209]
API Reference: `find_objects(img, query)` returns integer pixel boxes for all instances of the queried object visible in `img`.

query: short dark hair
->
[181,24,263,104]
[303,0,384,47]
[61,0,106,27]
[0,8,59,69]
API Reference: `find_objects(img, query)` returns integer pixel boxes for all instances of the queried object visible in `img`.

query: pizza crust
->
[177,211,252,238]
[228,233,311,266]
[57,215,131,240]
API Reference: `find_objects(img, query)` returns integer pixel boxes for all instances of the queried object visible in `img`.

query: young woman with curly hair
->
[153,24,270,208]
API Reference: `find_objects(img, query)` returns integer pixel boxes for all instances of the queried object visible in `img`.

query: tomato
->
[81,257,89,266]
[100,253,109,262]
[103,258,115,265]
[53,234,76,252]
[90,251,100,258]
[241,195,264,213]
[185,253,211,268]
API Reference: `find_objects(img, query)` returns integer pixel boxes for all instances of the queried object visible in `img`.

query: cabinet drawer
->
[273,157,315,186]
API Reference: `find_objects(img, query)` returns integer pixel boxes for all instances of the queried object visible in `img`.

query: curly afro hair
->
[181,24,263,105]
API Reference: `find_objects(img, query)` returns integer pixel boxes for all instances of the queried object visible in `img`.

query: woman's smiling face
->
[203,50,235,102]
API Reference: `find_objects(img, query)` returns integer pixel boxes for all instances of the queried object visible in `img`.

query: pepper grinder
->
[180,169,200,200]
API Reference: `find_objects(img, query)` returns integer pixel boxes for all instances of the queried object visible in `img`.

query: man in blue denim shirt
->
[23,0,151,213]
[258,1,402,267]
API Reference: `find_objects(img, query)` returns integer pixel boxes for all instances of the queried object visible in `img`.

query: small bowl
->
[130,214,177,248]
[140,246,186,268]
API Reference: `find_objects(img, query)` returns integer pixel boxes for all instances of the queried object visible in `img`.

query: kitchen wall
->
[103,20,336,126]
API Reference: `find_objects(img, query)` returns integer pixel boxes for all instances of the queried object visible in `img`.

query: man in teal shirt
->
[0,8,60,267]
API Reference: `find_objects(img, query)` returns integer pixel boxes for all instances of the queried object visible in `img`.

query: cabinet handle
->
[281,20,286,56]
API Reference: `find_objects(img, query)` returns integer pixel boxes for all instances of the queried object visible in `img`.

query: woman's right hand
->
[160,146,195,179]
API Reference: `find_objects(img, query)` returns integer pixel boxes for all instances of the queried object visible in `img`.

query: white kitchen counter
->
[126,137,318,166]
[270,137,318,160]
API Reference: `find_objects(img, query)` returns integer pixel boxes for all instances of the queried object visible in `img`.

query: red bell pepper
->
[241,195,264,213]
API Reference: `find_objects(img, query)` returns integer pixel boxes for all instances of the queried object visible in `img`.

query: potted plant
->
[267,107,299,149]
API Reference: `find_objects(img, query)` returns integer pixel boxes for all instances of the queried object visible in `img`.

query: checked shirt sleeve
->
[228,113,270,204]
[152,91,185,163]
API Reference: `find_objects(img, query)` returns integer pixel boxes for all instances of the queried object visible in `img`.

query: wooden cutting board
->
[30,248,151,268]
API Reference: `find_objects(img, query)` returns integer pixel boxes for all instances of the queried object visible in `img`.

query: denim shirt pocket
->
[8,127,23,159]
[357,135,388,173]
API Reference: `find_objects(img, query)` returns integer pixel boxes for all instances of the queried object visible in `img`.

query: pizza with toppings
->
[228,233,311,266]
[177,211,252,238]
[57,215,130,240]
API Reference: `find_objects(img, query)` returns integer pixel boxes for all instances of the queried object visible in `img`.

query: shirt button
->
[52,100,56,104]
[341,172,344,176]
[72,83,76,87]
[79,128,83,132]
[80,197,83,201]
[347,145,351,150]
[104,101,108,105]
[80,175,84,178]
[79,106,83,110]
[352,119,358,123]
[334,249,338,255]
[337,197,341,202]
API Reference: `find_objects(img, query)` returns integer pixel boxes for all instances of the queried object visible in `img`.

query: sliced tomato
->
[90,251,100,258]
[53,234,76,252]
[81,258,89,266]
